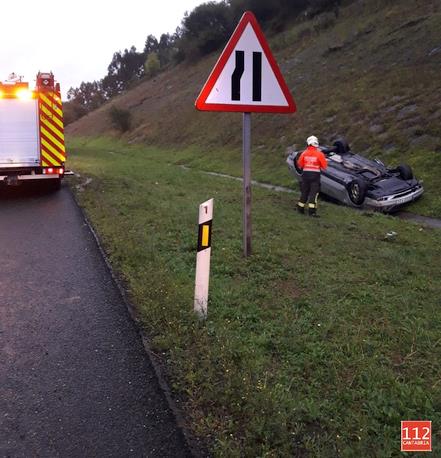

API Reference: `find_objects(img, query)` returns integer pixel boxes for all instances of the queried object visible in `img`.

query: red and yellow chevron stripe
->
[38,91,66,167]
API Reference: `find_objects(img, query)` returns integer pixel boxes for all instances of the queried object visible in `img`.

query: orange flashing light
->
[0,82,36,99]
[16,88,34,100]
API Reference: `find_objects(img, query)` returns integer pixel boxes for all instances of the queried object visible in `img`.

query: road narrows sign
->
[195,11,296,257]
[195,11,296,113]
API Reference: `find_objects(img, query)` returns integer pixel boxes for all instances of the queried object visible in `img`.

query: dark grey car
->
[287,139,424,212]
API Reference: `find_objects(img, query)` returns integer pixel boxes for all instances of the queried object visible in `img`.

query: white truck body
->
[0,99,40,168]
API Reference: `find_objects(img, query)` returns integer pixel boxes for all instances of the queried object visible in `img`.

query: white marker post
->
[194,198,214,318]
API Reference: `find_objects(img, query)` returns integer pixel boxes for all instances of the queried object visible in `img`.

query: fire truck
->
[0,72,67,190]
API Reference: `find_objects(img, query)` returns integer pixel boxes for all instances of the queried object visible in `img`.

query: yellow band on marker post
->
[202,224,210,247]
[197,220,212,252]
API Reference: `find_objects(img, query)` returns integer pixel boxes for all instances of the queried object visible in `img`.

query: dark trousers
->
[298,171,321,213]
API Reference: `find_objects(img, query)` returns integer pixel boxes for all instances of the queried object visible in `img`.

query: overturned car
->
[287,139,424,212]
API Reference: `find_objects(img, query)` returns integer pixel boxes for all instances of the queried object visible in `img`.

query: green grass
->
[68,137,441,457]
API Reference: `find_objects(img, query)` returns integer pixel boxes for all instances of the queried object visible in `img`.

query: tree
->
[144,52,160,78]
[101,73,119,99]
[144,34,159,55]
[179,1,233,57]
[227,0,311,29]
[107,46,145,93]
[144,33,176,68]
[158,33,175,67]
[66,80,105,112]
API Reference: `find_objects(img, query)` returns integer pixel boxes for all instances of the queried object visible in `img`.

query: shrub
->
[144,52,160,78]
[108,105,132,133]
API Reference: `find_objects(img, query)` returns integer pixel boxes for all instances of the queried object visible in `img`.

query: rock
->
[384,231,397,241]
[401,116,423,128]
[402,125,422,138]
[377,133,390,144]
[325,43,344,54]
[396,104,417,120]
[384,103,402,113]
[429,109,441,121]
[384,143,397,152]
[369,124,384,134]
[410,135,440,149]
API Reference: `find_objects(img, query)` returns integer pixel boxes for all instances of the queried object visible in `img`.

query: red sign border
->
[195,11,296,114]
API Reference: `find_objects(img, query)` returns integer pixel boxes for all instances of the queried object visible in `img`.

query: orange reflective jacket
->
[298,146,328,172]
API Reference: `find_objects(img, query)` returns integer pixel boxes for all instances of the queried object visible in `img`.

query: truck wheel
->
[397,164,413,180]
[347,179,367,205]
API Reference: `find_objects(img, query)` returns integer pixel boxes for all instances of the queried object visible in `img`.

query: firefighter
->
[296,135,327,216]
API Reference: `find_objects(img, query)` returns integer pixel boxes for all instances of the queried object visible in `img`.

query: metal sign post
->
[243,113,252,257]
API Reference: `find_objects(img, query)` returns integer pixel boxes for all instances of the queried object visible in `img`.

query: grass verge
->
[68,136,441,457]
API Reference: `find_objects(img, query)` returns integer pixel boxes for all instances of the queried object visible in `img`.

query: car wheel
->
[397,164,413,180]
[294,152,303,175]
[333,137,350,155]
[347,179,367,205]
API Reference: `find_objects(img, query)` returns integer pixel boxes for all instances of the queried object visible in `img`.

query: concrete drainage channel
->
[179,165,294,194]
[179,165,441,230]
[396,212,441,229]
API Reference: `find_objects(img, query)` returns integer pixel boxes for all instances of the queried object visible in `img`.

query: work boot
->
[308,207,320,217]
[297,203,305,214]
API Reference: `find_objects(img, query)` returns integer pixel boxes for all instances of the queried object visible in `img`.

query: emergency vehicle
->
[0,72,67,189]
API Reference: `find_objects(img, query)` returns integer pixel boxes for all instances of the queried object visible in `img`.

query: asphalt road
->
[0,183,191,458]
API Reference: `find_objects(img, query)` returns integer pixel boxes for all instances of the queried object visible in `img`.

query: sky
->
[0,0,209,99]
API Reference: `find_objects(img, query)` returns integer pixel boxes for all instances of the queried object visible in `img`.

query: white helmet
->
[306,135,319,147]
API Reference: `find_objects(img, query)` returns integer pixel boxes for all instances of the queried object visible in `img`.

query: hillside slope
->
[67,0,441,154]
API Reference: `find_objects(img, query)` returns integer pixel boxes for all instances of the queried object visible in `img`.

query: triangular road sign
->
[195,11,296,113]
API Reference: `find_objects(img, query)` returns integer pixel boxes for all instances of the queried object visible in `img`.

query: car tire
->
[347,179,367,205]
[294,152,303,175]
[397,164,413,180]
[333,138,350,155]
